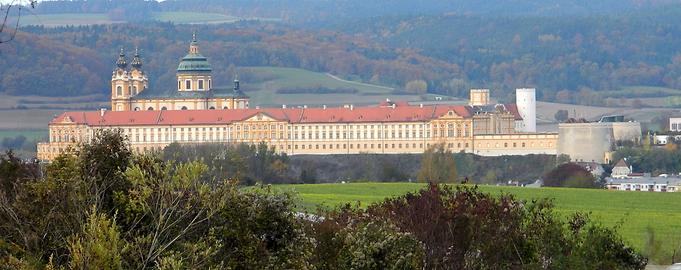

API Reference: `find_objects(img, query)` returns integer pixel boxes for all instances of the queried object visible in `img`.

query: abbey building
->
[37,35,558,161]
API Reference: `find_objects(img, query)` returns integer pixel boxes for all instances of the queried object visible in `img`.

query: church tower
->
[177,32,212,92]
[111,49,131,112]
[129,48,148,98]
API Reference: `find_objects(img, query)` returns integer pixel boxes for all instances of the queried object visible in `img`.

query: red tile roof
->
[49,103,513,127]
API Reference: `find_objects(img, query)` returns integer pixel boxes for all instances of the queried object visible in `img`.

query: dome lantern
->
[177,32,212,73]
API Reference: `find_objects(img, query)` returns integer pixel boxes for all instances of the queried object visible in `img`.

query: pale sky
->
[0,0,165,5]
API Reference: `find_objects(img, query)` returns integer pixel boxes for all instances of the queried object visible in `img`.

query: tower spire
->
[131,47,143,70]
[233,73,240,93]
[116,48,127,69]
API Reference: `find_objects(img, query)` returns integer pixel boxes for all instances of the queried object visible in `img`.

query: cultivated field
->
[16,13,123,27]
[152,12,240,24]
[240,67,432,107]
[15,12,276,27]
[0,129,47,141]
[274,182,681,264]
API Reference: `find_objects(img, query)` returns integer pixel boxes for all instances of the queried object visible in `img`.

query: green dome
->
[177,53,212,73]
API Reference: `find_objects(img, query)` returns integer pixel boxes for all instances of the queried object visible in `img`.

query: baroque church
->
[37,33,559,161]
[110,34,249,112]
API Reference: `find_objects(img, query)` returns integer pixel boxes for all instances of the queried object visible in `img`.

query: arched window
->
[147,107,154,111]
[161,107,167,110]
[128,86,131,94]
[223,106,228,109]
[117,104,123,111]
[181,106,188,110]
[132,86,138,95]
[209,106,215,110]
[116,86,122,96]
[134,107,140,111]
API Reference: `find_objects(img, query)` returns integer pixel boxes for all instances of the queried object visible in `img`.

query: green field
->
[0,129,47,142]
[274,182,681,263]
[0,129,47,157]
[15,12,276,27]
[241,66,433,107]
[601,86,681,99]
[151,12,240,24]
[16,13,121,27]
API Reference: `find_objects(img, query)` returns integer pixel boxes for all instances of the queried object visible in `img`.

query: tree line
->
[161,142,560,185]
[0,130,647,269]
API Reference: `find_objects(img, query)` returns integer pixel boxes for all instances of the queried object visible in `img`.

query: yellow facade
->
[37,109,557,161]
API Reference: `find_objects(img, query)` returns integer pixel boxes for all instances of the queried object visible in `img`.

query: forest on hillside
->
[4,1,681,105]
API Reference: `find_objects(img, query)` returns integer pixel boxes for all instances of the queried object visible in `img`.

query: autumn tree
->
[543,162,597,188]
[417,144,457,183]
[405,80,428,94]
[554,109,569,122]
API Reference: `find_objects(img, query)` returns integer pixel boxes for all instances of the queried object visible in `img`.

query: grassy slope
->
[0,130,47,141]
[151,12,239,24]
[242,67,426,107]
[17,13,120,26]
[602,86,681,99]
[0,129,48,157]
[274,182,681,262]
[17,12,274,27]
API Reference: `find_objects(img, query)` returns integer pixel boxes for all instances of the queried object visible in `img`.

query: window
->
[178,81,181,90]
[185,80,191,90]
[198,79,204,90]
[161,107,167,110]
[147,107,154,111]
[132,86,138,95]
[116,86,122,96]
[181,106,188,110]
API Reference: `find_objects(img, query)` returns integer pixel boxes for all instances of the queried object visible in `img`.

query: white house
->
[606,176,681,192]
[670,117,681,132]
[611,159,632,178]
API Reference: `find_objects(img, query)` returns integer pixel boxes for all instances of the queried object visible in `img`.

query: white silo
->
[515,88,536,132]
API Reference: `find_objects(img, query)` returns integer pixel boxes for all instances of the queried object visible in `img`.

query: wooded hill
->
[5,1,681,105]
